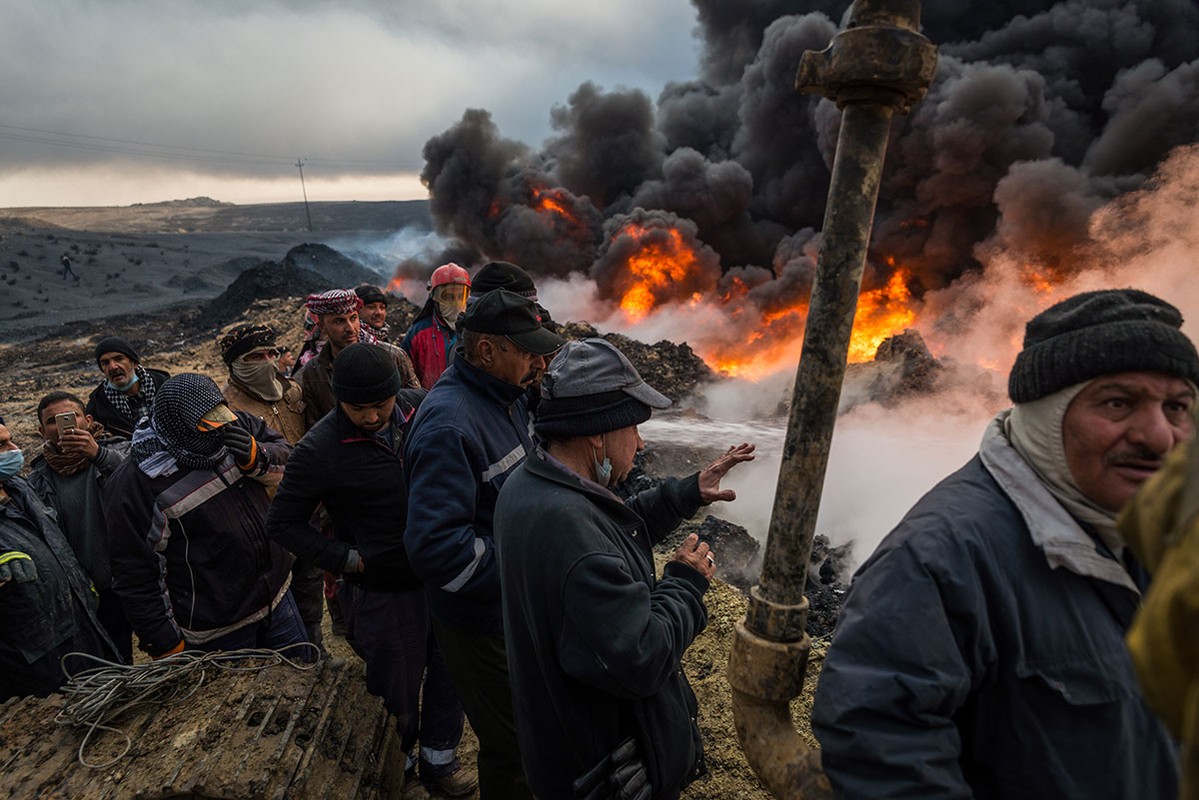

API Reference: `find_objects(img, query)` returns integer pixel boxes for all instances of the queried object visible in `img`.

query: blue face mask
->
[107,373,139,393]
[0,449,24,480]
[593,438,613,487]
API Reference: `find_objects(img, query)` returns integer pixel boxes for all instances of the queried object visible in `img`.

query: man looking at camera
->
[297,289,418,427]
[493,338,754,800]
[86,336,170,438]
[813,289,1196,799]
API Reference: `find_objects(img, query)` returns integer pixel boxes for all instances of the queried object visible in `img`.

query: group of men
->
[0,259,754,800]
[2,268,1196,800]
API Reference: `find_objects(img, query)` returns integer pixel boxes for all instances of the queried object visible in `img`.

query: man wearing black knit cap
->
[813,289,1198,800]
[85,335,170,438]
[267,345,475,798]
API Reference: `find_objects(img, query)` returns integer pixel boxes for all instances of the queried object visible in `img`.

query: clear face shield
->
[434,283,470,324]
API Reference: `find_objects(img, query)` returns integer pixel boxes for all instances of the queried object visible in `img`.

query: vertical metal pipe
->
[752,102,895,633]
[728,2,936,795]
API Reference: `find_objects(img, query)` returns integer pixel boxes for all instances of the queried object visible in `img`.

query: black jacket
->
[812,418,1179,800]
[0,477,118,698]
[103,413,294,657]
[267,389,426,593]
[494,450,708,800]
[85,367,170,438]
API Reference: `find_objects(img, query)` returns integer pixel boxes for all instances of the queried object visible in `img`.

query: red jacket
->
[401,307,457,390]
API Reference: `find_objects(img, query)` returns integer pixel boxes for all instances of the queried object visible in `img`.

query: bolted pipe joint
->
[796,0,937,111]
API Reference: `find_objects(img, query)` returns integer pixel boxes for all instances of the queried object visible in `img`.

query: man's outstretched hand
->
[698,443,755,503]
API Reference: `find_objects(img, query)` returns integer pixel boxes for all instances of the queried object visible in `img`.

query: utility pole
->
[296,158,314,233]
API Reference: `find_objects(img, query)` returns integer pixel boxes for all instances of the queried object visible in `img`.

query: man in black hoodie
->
[267,343,474,798]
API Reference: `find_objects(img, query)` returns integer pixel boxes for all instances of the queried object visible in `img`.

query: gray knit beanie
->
[1008,288,1199,403]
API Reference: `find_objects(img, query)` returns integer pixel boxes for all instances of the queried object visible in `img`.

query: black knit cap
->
[95,336,140,365]
[470,261,537,300]
[331,343,400,404]
[355,284,388,306]
[1008,288,1199,403]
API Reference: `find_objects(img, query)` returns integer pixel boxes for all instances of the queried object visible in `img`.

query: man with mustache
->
[813,289,1196,799]
[296,289,420,428]
[403,290,565,799]
[28,391,133,661]
[85,336,170,438]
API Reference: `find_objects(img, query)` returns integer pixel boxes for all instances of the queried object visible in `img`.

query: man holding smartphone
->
[29,392,134,661]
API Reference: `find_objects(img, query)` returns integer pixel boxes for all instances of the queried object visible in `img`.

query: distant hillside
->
[0,198,432,234]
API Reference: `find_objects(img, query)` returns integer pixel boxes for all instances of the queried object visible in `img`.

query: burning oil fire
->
[605,220,925,380]
[616,224,708,322]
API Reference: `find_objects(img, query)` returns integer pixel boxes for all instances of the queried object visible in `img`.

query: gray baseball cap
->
[535,338,670,437]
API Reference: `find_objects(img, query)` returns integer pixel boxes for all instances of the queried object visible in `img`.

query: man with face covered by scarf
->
[84,336,170,439]
[104,374,305,658]
[813,289,1199,800]
[218,323,324,649]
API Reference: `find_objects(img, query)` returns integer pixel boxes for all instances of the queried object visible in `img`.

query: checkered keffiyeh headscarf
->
[131,374,230,473]
[306,289,363,317]
[101,364,157,422]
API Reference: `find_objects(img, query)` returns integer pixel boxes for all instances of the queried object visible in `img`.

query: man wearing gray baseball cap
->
[493,338,754,800]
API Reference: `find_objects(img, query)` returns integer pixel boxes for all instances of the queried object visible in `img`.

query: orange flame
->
[386,276,409,297]
[616,223,707,322]
[600,216,929,379]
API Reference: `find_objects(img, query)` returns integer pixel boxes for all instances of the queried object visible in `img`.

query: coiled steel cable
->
[54,643,322,768]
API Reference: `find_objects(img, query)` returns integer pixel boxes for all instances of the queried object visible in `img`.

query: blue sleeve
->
[811,540,977,799]
[403,424,499,597]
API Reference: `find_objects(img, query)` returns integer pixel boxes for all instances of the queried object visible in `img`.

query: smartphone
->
[55,411,77,432]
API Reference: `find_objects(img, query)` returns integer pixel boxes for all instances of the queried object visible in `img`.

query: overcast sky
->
[0,0,701,207]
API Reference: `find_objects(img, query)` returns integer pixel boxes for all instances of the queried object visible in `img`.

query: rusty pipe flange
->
[796,3,937,111]
[728,620,812,702]
[746,585,810,643]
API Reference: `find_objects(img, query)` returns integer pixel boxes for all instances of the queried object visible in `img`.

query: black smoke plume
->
[420,0,1199,315]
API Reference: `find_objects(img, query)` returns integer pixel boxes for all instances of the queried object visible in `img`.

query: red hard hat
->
[429,263,471,291]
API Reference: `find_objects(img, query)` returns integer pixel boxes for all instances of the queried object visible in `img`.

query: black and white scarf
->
[131,373,230,476]
[102,364,157,424]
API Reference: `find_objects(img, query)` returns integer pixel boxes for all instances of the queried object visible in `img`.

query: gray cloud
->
[0,0,698,184]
